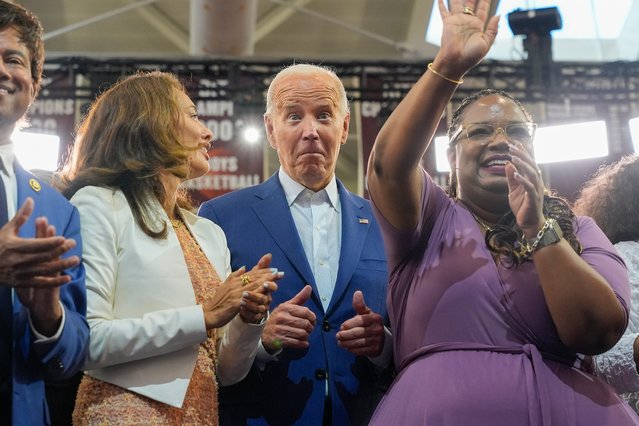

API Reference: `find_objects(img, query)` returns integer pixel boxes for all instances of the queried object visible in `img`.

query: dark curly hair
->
[0,0,45,95]
[446,89,582,266]
[573,155,639,244]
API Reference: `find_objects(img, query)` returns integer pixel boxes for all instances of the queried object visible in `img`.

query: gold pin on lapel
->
[358,218,369,224]
[29,178,41,192]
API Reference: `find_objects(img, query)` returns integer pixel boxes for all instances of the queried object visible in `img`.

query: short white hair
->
[264,63,349,117]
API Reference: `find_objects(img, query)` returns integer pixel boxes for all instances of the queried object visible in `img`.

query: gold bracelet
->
[427,63,464,85]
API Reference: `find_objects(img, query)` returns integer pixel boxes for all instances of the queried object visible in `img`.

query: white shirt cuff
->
[368,326,392,367]
[29,300,66,344]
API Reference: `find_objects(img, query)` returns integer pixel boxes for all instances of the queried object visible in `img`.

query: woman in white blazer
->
[58,71,280,425]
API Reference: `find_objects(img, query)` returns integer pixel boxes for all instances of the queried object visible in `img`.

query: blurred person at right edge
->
[574,154,639,414]
[366,0,639,424]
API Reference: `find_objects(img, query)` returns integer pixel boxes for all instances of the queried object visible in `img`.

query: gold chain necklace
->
[469,210,494,233]
[457,199,495,233]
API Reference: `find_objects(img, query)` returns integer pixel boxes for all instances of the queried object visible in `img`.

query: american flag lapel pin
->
[358,218,369,224]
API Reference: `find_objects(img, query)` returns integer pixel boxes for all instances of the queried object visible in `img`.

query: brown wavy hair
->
[58,71,195,239]
[0,0,45,95]
[446,89,582,266]
[573,155,639,244]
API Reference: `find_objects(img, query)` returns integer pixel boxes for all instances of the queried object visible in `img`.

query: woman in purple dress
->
[366,0,638,424]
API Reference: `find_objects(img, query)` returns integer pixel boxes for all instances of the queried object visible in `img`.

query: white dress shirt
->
[0,144,17,219]
[256,169,392,368]
[279,168,341,311]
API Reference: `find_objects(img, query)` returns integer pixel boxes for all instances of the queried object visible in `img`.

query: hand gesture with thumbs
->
[336,290,385,357]
[262,285,316,354]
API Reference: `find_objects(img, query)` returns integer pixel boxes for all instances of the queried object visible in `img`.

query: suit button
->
[49,357,64,372]
[315,369,327,380]
[322,320,330,332]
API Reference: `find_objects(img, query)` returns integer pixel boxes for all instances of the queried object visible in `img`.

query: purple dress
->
[369,171,639,425]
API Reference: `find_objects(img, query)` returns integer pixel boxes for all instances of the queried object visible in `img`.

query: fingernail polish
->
[270,268,278,274]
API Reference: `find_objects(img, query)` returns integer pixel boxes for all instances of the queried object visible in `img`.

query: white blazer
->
[71,186,263,407]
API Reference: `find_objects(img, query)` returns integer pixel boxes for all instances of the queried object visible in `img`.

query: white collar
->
[0,144,14,178]
[278,167,339,211]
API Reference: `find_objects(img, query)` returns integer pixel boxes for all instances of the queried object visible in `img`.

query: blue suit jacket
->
[9,164,89,426]
[199,174,389,426]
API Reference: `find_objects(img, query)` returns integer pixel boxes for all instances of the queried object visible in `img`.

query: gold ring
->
[462,6,475,15]
[240,275,251,286]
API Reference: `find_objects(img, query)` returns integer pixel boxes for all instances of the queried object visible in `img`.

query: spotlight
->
[507,7,562,36]
[507,6,563,89]
[242,126,261,144]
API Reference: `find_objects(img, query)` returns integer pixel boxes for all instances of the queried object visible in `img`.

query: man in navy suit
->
[199,64,391,425]
[0,2,89,424]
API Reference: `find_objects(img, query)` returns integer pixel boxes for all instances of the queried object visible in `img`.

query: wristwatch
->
[533,218,563,251]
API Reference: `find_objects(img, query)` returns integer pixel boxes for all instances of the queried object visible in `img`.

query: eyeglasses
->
[450,122,537,145]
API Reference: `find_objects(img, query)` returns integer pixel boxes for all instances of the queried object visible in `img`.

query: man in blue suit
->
[0,2,89,424]
[199,64,391,425]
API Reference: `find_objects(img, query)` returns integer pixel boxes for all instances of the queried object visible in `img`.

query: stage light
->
[242,126,261,144]
[434,135,451,173]
[629,117,639,153]
[534,120,608,163]
[434,120,609,173]
[12,131,61,172]
[507,7,562,36]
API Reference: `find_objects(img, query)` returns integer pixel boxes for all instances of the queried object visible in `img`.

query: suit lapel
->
[326,182,370,316]
[14,163,42,239]
[253,176,316,288]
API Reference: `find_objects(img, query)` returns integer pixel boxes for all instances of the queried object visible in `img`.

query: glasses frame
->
[449,122,538,145]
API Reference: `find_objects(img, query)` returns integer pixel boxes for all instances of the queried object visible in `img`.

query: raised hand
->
[262,285,316,354]
[336,290,385,357]
[436,0,500,75]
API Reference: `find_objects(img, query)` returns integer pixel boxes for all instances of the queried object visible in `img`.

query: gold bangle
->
[427,63,464,85]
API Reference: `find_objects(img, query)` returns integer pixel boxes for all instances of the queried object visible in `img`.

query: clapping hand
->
[0,198,79,288]
[1,198,80,336]
[202,253,282,330]
[506,142,546,238]
[239,253,280,324]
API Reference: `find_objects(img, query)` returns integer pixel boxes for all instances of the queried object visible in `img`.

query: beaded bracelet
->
[427,63,464,85]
